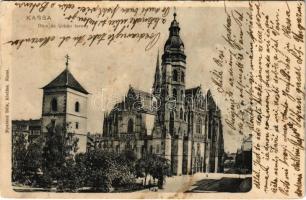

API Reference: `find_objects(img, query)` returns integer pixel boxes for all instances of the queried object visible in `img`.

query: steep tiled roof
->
[185,86,201,97]
[43,68,89,94]
[129,87,153,98]
[127,86,156,114]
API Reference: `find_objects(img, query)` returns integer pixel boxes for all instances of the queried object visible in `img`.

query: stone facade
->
[90,13,224,175]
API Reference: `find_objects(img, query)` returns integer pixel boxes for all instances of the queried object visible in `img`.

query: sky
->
[7,4,248,153]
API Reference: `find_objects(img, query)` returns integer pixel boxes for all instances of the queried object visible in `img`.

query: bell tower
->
[41,55,89,152]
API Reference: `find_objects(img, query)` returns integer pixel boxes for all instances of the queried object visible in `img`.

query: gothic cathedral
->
[98,13,224,175]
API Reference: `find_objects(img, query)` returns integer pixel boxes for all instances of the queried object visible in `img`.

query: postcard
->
[0,1,304,199]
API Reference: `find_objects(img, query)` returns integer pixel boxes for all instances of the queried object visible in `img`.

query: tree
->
[12,132,28,183]
[22,136,44,186]
[149,154,171,189]
[41,122,79,189]
[135,155,154,185]
[82,150,117,191]
[135,154,171,188]
[56,157,82,192]
[78,149,137,192]
[74,153,88,187]
[113,150,137,187]
[117,150,137,173]
[12,132,45,186]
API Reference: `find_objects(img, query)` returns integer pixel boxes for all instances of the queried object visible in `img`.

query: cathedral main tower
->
[159,12,188,175]
[160,12,186,133]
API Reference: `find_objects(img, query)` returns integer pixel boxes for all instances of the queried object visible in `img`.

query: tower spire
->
[65,54,70,70]
[65,54,70,85]
[152,50,161,95]
[163,9,184,54]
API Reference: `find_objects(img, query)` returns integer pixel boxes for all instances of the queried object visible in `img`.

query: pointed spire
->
[169,11,180,36]
[153,50,161,95]
[173,7,177,20]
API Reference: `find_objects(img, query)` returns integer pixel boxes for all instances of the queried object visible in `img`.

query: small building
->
[12,119,42,146]
[235,135,252,173]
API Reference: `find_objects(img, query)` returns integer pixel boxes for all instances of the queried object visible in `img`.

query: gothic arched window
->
[173,69,178,82]
[75,101,80,112]
[173,88,177,99]
[196,117,202,134]
[51,98,58,112]
[181,72,185,83]
[180,108,184,120]
[128,119,134,133]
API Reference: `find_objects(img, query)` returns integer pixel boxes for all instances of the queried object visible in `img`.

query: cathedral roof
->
[43,68,89,94]
[185,86,201,97]
[128,86,153,98]
[127,86,156,114]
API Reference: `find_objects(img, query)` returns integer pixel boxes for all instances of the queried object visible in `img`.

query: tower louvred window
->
[173,70,178,81]
[173,88,177,99]
[180,108,184,119]
[75,101,80,112]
